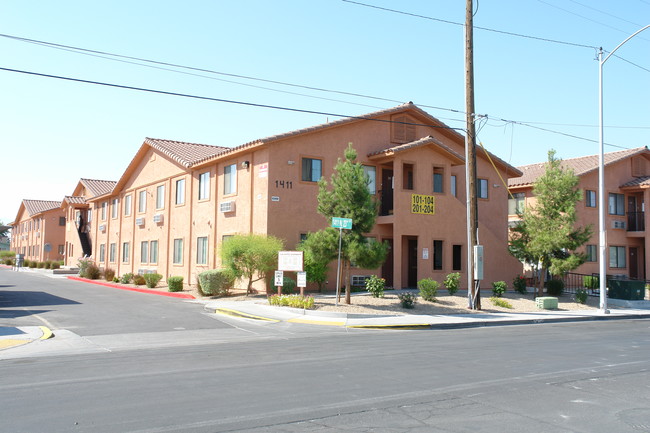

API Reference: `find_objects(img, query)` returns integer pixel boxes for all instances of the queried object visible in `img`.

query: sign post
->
[274,270,284,295]
[331,217,353,305]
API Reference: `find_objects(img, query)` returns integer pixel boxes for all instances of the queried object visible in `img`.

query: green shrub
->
[443,272,461,295]
[143,273,163,289]
[104,268,116,282]
[547,279,564,296]
[78,259,101,279]
[398,292,417,309]
[36,261,45,269]
[268,294,315,309]
[133,274,146,286]
[575,288,588,304]
[417,278,439,302]
[365,275,385,298]
[0,251,15,259]
[167,276,184,292]
[43,261,51,269]
[119,273,133,284]
[28,261,37,268]
[197,269,234,296]
[4,258,13,266]
[490,297,513,309]
[276,276,296,294]
[492,281,507,297]
[112,277,119,283]
[23,259,30,268]
[513,275,527,294]
[583,275,599,290]
[50,261,60,270]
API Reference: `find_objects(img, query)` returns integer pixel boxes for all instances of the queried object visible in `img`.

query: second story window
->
[478,179,489,199]
[175,179,185,205]
[224,164,237,195]
[111,198,119,219]
[124,195,132,216]
[363,165,376,194]
[433,167,444,193]
[302,158,322,182]
[608,193,625,216]
[101,202,107,220]
[508,192,525,215]
[156,185,165,210]
[199,172,210,200]
[585,190,596,208]
[138,190,147,213]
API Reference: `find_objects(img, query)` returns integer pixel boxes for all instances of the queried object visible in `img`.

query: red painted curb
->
[67,276,196,299]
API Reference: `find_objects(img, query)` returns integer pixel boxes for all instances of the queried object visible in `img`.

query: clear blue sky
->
[1,0,648,224]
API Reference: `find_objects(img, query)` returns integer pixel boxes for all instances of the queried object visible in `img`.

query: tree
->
[220,234,284,295]
[297,241,329,292]
[509,150,592,296]
[303,143,389,304]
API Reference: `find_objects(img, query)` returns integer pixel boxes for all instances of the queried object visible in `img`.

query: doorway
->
[629,247,639,279]
[407,238,418,288]
[381,238,394,288]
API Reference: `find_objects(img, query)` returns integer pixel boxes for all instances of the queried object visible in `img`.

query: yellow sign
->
[411,194,435,215]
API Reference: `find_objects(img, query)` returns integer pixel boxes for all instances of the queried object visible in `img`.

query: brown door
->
[407,238,418,288]
[380,169,394,215]
[629,247,638,279]
[381,238,394,288]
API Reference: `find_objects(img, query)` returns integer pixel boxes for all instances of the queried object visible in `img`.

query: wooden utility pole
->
[465,0,480,309]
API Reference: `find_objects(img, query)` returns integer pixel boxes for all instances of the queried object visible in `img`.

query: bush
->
[143,273,163,289]
[197,269,233,296]
[0,251,15,259]
[490,297,513,309]
[443,272,461,295]
[583,275,599,290]
[133,274,146,286]
[398,292,417,309]
[50,261,60,270]
[365,275,385,298]
[492,281,507,297]
[268,294,315,309]
[37,261,46,268]
[104,268,116,282]
[167,276,184,292]
[575,288,588,304]
[78,259,101,279]
[276,276,296,294]
[28,261,37,268]
[119,273,133,284]
[23,259,30,268]
[547,279,564,296]
[4,258,13,266]
[44,261,52,269]
[417,278,439,302]
[513,275,527,294]
[112,277,119,283]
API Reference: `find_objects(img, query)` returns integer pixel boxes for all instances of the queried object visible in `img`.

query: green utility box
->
[607,280,646,301]
[536,297,558,310]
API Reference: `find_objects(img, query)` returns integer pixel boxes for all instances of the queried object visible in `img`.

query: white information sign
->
[278,251,303,271]
[274,270,284,286]
[422,248,429,260]
[259,163,268,178]
[297,271,307,288]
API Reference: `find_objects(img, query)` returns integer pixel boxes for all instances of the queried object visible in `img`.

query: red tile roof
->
[80,178,117,198]
[62,196,88,205]
[22,199,62,216]
[368,136,465,164]
[508,147,649,188]
[144,138,229,168]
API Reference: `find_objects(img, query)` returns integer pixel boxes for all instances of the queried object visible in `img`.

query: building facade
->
[508,147,650,280]
[10,200,66,262]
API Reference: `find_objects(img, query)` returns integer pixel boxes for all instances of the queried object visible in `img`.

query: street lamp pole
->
[598,24,650,315]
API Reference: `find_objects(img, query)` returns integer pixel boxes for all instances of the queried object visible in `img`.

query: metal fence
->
[561,272,650,296]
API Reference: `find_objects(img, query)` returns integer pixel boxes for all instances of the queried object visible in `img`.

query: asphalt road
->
[2,269,650,432]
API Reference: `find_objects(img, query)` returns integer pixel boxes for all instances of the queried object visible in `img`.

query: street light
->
[598,24,650,315]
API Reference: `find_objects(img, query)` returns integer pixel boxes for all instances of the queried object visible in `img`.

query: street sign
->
[278,251,303,271]
[331,217,352,230]
[297,271,307,288]
[274,270,284,286]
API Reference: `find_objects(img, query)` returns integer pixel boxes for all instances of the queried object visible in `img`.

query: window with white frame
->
[111,198,119,219]
[124,195,132,216]
[101,202,107,220]
[197,236,208,265]
[508,192,526,215]
[138,190,147,213]
[99,244,105,262]
[175,178,185,205]
[149,240,158,264]
[122,242,130,263]
[198,172,210,200]
[173,238,183,264]
[478,179,489,199]
[224,164,237,195]
[140,241,149,263]
[156,185,165,210]
[109,243,116,263]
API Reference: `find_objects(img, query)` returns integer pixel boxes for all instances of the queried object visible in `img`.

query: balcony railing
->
[627,211,645,232]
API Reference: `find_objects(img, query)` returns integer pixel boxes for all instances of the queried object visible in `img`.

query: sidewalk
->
[0,326,53,350]
[204,299,650,329]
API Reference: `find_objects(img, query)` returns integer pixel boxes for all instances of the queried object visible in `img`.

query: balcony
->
[378,189,393,216]
[627,211,645,232]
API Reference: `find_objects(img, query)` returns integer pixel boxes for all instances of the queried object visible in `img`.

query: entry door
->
[381,238,394,288]
[381,169,394,215]
[407,238,418,288]
[629,247,638,279]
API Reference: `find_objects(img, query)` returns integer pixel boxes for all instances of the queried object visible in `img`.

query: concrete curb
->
[67,276,196,299]
[0,326,53,351]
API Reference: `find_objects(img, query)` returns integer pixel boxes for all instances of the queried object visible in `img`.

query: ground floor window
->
[122,242,130,263]
[609,246,626,268]
[150,240,158,264]
[197,237,208,265]
[109,243,116,263]
[433,240,443,270]
[140,241,149,264]
[173,239,183,265]
[586,244,597,262]
[99,244,105,262]
[452,244,462,271]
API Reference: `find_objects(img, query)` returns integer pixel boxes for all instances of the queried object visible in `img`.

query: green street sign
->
[332,217,352,230]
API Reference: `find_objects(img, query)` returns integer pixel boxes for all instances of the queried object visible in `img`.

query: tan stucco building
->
[10,200,66,262]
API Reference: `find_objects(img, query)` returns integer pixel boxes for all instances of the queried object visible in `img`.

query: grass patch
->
[490,296,513,309]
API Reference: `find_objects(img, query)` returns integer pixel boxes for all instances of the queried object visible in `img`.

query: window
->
[585,190,596,208]
[508,192,526,215]
[99,244,105,262]
[101,201,107,220]
[140,241,149,264]
[363,165,376,195]
[198,172,210,200]
[403,163,414,190]
[478,179,489,199]
[58,245,64,255]
[109,243,116,263]
[586,244,597,262]
[433,167,444,193]
[87,208,93,222]
[156,185,165,210]
[175,179,185,205]
[391,114,416,144]
[111,198,119,219]
[124,195,132,216]
[138,190,147,213]
[224,164,237,195]
[173,239,183,264]
[59,216,66,226]
[433,240,443,271]
[300,233,308,243]
[197,236,208,265]
[149,240,158,264]
[453,245,462,271]
[609,246,626,268]
[122,242,130,263]
[302,158,322,182]
[608,193,625,215]
[451,175,457,197]
[222,235,234,244]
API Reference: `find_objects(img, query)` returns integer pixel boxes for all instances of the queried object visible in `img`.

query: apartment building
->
[508,147,650,280]
[86,103,523,290]
[61,178,117,266]
[10,199,66,262]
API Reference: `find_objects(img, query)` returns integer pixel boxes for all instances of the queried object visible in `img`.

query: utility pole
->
[465,0,480,309]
